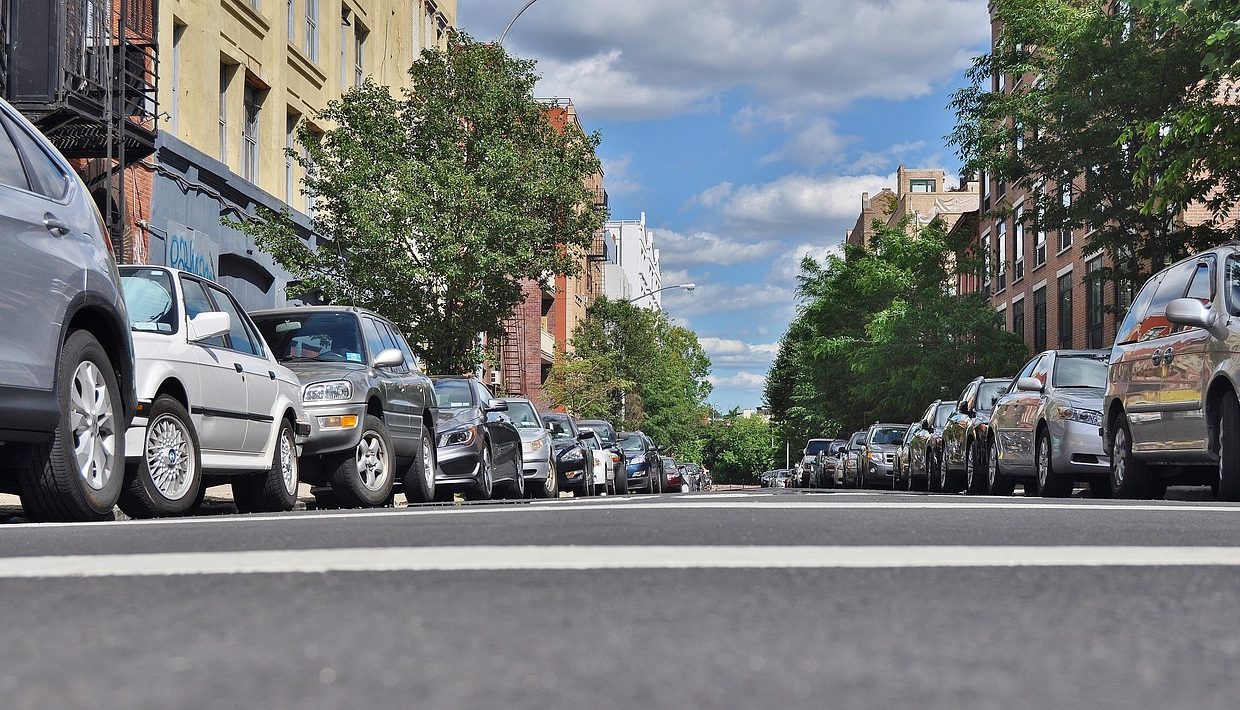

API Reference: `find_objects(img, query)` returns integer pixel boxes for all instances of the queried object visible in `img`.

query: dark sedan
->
[618,431,664,494]
[541,412,596,497]
[940,376,1013,495]
[431,377,523,500]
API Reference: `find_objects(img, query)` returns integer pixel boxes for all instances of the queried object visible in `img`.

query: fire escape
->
[2,0,158,261]
[500,311,527,397]
[587,186,610,299]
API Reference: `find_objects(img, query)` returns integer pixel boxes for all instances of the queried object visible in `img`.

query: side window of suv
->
[0,118,31,190]
[4,117,69,200]
[1185,260,1214,304]
[1115,272,1165,346]
[1139,262,1197,342]
[360,317,387,364]
[374,320,409,374]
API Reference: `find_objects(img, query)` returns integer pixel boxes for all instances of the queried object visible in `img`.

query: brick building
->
[845,167,979,249]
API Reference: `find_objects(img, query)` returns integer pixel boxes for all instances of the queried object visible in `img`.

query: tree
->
[542,354,633,420]
[950,0,1229,290]
[702,414,772,485]
[230,33,605,372]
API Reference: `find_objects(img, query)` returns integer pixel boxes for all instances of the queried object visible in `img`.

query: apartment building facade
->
[845,167,979,249]
[605,212,663,309]
[141,0,456,309]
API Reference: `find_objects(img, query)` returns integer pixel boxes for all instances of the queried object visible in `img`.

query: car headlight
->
[562,447,584,462]
[303,380,352,403]
[523,438,545,455]
[628,453,645,465]
[440,426,477,448]
[1058,407,1103,427]
[868,451,884,462]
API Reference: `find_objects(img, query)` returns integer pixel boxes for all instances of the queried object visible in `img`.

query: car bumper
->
[437,444,484,485]
[864,462,894,482]
[1052,420,1111,474]
[299,403,368,456]
[522,457,551,481]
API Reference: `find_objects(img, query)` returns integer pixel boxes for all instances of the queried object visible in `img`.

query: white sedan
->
[117,267,309,517]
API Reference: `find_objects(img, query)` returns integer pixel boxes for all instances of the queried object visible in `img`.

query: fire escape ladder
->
[501,313,527,397]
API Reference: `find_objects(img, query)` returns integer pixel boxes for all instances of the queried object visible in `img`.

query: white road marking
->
[5,497,1240,531]
[4,546,1240,578]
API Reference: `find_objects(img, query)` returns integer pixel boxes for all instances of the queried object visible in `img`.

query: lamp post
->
[498,0,544,46]
[625,283,696,305]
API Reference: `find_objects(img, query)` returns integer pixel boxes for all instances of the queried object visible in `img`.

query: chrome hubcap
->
[280,429,298,496]
[145,414,194,500]
[421,434,435,489]
[1038,437,1050,487]
[69,361,116,491]
[355,431,388,492]
[1113,430,1127,487]
[989,445,998,487]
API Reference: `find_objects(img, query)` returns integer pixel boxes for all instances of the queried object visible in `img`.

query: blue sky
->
[461,0,992,411]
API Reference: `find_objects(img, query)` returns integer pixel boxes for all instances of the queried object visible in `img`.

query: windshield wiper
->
[279,356,325,363]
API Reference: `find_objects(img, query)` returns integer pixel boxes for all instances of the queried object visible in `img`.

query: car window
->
[120,269,178,334]
[1139,261,1197,342]
[1115,272,1164,345]
[3,115,68,200]
[207,285,258,356]
[360,317,387,363]
[959,382,978,412]
[903,427,917,444]
[543,415,575,440]
[977,381,1010,412]
[392,330,420,372]
[505,401,540,428]
[1186,260,1214,303]
[180,278,226,348]
[618,436,645,453]
[253,312,366,364]
[933,403,954,428]
[1228,255,1240,317]
[1015,355,1042,383]
[432,380,474,409]
[869,426,907,445]
[1052,353,1109,389]
[370,319,408,373]
[0,118,31,191]
[1031,357,1051,387]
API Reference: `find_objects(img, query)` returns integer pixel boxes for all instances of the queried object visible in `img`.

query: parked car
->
[618,431,664,494]
[117,267,309,516]
[1103,247,1240,499]
[578,419,627,494]
[905,401,955,492]
[859,423,908,488]
[580,427,611,495]
[0,98,137,522]
[799,438,833,488]
[543,412,595,496]
[661,455,688,492]
[252,306,438,508]
[839,431,867,488]
[822,440,847,487]
[940,377,1013,494]
[680,463,702,491]
[989,350,1110,497]
[432,377,523,500]
[502,398,558,498]
[893,424,918,490]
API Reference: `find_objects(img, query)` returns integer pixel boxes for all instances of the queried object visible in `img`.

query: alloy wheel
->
[421,432,436,491]
[145,413,194,501]
[356,430,390,492]
[280,427,298,497]
[1112,428,1127,490]
[1037,436,1050,490]
[69,361,117,492]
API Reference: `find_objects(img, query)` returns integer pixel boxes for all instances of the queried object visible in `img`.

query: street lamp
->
[625,283,696,305]
[498,0,544,46]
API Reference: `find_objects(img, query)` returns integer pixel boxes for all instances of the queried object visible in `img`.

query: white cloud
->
[663,280,794,319]
[654,228,781,268]
[714,173,893,236]
[769,242,846,281]
[690,182,734,209]
[464,1,989,122]
[700,338,780,367]
[707,371,769,391]
[761,119,855,168]
[846,140,929,174]
[600,154,643,197]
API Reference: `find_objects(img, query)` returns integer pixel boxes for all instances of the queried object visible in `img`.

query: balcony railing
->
[540,330,556,361]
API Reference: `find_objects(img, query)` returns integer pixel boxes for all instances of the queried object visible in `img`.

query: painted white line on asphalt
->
[6,498,1240,531]
[5,546,1240,578]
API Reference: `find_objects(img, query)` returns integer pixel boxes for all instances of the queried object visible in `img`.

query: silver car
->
[989,350,1110,497]
[1104,246,1240,500]
[504,398,558,498]
[0,99,136,521]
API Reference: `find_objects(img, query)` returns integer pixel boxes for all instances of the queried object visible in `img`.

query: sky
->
[460,0,993,412]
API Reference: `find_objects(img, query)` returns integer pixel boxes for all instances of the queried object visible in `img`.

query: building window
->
[218,64,230,164]
[1058,272,1074,349]
[982,232,992,295]
[997,180,1007,199]
[339,7,349,87]
[305,0,319,61]
[909,178,935,193]
[996,219,1008,292]
[1033,286,1047,353]
[1013,299,1025,342]
[242,83,261,183]
[1015,121,1023,154]
[1035,211,1047,267]
[287,0,296,43]
[170,23,185,136]
[1013,206,1025,281]
[1086,257,1104,348]
[354,23,367,86]
[285,113,297,204]
[1059,183,1074,252]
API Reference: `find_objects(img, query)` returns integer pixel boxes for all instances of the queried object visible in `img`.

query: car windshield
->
[506,401,540,428]
[805,440,831,455]
[579,421,616,443]
[618,436,645,453]
[1053,355,1109,389]
[869,427,907,445]
[977,381,1011,413]
[253,312,366,364]
[432,380,474,409]
[120,268,178,334]
[542,415,575,440]
[934,403,954,427]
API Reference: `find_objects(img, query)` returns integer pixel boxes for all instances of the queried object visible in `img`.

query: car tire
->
[532,458,558,499]
[1218,394,1240,502]
[500,463,526,500]
[403,426,437,504]
[18,331,125,522]
[1110,416,1153,499]
[965,441,988,495]
[1036,428,1072,498]
[233,419,300,513]
[464,444,494,501]
[615,466,629,495]
[328,416,395,508]
[987,438,1015,496]
[118,395,202,518]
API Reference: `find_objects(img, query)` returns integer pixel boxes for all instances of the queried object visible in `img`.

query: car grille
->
[884,453,895,465]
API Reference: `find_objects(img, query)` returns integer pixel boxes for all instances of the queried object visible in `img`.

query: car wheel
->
[118,395,202,518]
[404,426,437,504]
[532,458,558,499]
[233,419,300,513]
[328,415,395,508]
[615,466,629,495]
[1036,428,1072,498]
[987,438,1015,496]
[1110,416,1153,499]
[965,442,988,495]
[17,331,125,522]
[1218,394,1240,502]
[506,464,526,499]
[464,444,494,501]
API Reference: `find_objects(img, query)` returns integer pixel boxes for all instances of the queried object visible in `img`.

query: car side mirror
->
[1166,297,1216,330]
[187,311,230,342]
[373,348,404,369]
[485,398,509,413]
[1016,377,1044,393]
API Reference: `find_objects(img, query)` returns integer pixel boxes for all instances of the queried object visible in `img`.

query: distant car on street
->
[941,376,1012,494]
[840,431,867,488]
[661,455,687,492]
[859,423,908,488]
[618,431,664,494]
[905,401,955,492]
[543,412,595,496]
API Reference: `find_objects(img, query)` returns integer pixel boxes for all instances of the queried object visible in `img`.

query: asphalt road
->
[4,489,1240,709]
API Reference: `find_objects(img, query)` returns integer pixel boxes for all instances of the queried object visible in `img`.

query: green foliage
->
[228,33,605,373]
[701,414,772,485]
[949,0,1231,290]
[555,297,712,458]
[766,220,1028,443]
[542,354,633,421]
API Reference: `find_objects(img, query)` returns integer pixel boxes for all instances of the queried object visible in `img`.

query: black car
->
[618,431,665,494]
[431,377,523,500]
[541,412,597,497]
[252,307,439,507]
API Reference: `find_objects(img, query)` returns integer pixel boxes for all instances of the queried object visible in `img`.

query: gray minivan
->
[0,98,136,521]
[1104,244,1240,500]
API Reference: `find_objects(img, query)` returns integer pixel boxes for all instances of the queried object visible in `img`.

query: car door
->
[179,277,248,454]
[476,381,520,477]
[1111,271,1166,452]
[1161,258,1216,451]
[944,381,978,471]
[392,328,432,455]
[0,111,80,392]
[995,355,1045,475]
[204,282,279,455]
[1133,265,1197,453]
[363,317,417,455]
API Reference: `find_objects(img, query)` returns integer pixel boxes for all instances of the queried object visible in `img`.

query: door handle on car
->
[43,214,71,236]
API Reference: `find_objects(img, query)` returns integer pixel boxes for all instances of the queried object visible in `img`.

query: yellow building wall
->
[159,0,457,205]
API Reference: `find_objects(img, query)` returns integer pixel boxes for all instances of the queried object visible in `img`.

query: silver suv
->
[0,99,136,521]
[1104,244,1240,500]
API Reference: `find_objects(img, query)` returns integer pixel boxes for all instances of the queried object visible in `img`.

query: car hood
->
[550,438,578,452]
[518,427,548,443]
[280,361,369,385]
[1054,388,1105,410]
[869,444,899,453]
[437,408,480,431]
